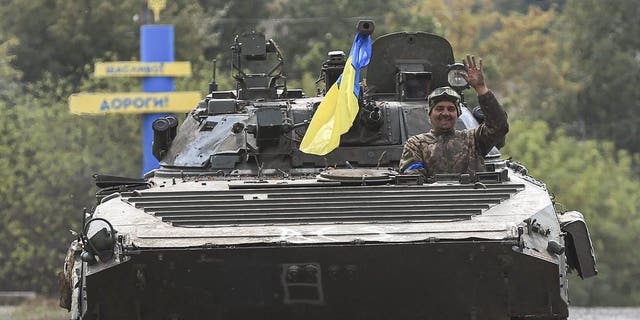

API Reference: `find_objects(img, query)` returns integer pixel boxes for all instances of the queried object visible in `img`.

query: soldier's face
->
[430,101,458,130]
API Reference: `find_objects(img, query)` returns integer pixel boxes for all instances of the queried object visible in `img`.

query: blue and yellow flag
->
[299,33,372,155]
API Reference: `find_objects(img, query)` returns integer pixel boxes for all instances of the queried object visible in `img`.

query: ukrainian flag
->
[299,32,372,155]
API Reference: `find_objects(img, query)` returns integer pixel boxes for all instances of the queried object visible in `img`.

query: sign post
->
[68,2,200,176]
[141,24,175,175]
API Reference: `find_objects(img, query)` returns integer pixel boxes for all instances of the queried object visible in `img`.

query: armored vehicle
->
[61,21,596,320]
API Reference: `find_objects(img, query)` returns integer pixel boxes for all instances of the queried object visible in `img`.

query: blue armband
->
[403,162,424,173]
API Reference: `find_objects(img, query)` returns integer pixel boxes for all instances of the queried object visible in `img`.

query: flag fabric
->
[299,33,372,155]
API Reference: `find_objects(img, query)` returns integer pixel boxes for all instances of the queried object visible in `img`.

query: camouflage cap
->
[427,86,461,115]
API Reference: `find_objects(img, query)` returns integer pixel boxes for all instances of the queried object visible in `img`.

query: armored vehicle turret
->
[61,21,596,320]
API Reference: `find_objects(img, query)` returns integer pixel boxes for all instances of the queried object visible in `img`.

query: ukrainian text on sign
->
[94,61,191,77]
[69,92,201,114]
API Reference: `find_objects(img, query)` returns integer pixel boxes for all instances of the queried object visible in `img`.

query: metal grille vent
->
[123,183,524,228]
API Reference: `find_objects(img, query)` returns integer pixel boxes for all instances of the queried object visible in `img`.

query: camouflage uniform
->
[399,90,508,179]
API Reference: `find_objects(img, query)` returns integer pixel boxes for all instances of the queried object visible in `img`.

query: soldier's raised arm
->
[463,55,509,155]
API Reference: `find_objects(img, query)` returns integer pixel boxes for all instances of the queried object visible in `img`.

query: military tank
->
[60,21,597,320]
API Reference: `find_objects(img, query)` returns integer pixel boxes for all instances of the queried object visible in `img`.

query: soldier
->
[399,55,508,180]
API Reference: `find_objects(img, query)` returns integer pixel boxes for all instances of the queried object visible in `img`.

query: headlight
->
[82,218,116,262]
[447,63,468,89]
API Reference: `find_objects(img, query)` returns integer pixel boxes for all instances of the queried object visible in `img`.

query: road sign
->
[94,61,191,77]
[69,91,201,114]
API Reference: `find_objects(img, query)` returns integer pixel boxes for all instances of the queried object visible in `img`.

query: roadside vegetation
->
[0,297,66,320]
[0,0,638,306]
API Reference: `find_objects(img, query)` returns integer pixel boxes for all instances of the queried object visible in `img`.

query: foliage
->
[503,120,640,305]
[3,296,67,320]
[551,0,640,152]
[0,52,140,292]
[0,0,140,84]
[492,0,567,12]
[0,0,638,307]
[0,0,247,85]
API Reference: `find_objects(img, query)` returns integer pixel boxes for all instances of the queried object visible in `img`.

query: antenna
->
[208,59,218,93]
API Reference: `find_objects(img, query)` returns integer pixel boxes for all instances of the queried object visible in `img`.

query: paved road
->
[569,307,640,320]
[1,305,639,319]
[0,306,15,320]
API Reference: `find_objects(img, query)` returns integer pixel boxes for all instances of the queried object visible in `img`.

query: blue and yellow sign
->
[69,91,201,114]
[94,61,192,77]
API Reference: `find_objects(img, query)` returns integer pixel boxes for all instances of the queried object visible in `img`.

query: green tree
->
[0,0,242,86]
[1,0,639,304]
[0,40,141,291]
[492,0,566,13]
[552,0,640,152]
[409,1,570,117]
[0,0,141,84]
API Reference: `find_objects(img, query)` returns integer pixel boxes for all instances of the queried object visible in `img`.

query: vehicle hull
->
[81,240,567,320]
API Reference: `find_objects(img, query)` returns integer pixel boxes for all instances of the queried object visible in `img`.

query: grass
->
[0,297,67,320]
